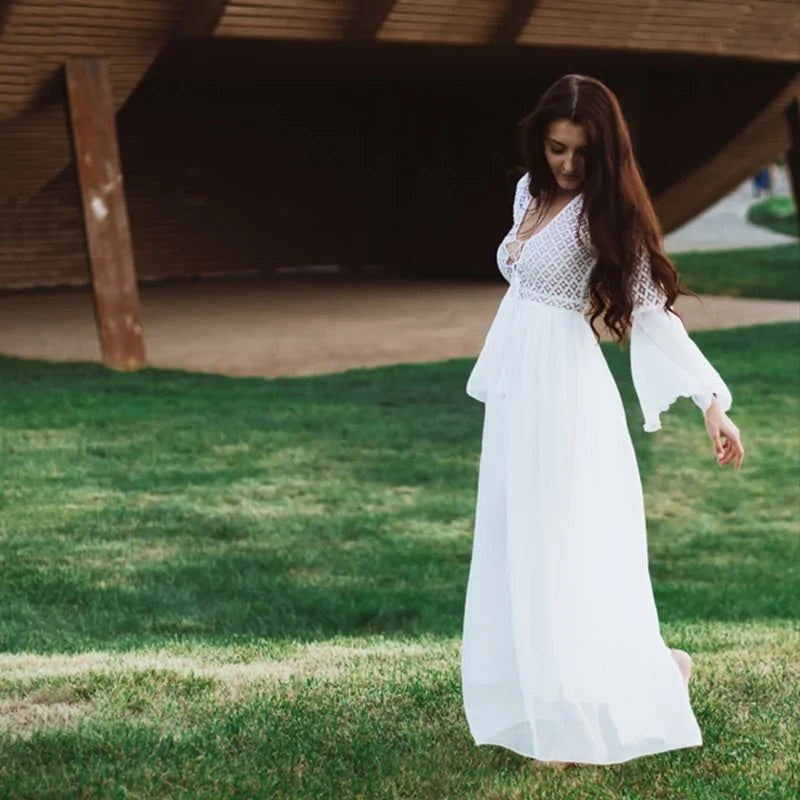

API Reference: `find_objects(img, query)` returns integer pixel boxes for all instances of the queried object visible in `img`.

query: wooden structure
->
[0,1,798,366]
[66,56,145,369]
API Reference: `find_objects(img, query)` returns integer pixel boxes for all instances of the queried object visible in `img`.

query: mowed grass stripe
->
[0,625,796,798]
[671,243,800,300]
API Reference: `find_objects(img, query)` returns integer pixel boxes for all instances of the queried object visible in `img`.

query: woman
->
[461,74,745,766]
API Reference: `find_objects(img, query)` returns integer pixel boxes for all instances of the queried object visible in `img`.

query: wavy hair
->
[516,74,696,342]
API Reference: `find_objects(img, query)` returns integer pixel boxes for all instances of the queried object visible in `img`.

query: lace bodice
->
[471,172,733,433]
[497,173,665,314]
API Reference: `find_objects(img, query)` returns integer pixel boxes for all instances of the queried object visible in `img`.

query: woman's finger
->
[730,432,744,469]
[718,438,744,469]
[717,438,736,466]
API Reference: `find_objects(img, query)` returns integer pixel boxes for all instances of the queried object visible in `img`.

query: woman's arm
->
[629,246,745,469]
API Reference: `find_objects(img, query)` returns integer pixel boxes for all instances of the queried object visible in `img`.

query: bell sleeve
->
[629,245,732,433]
[466,175,529,401]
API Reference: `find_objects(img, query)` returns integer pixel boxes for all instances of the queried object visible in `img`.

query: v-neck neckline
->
[515,191,582,245]
[502,191,582,270]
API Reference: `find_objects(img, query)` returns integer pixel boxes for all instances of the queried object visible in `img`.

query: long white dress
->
[461,173,732,765]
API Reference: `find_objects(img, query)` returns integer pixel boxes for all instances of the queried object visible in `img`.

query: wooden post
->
[65,56,146,370]
[784,98,800,210]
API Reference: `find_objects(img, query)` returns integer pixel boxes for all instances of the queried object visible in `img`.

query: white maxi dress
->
[461,173,732,765]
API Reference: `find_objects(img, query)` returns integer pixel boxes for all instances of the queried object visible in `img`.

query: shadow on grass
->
[0,323,797,653]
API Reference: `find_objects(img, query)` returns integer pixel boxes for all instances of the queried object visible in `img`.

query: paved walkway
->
[664,175,798,253]
[1,278,797,378]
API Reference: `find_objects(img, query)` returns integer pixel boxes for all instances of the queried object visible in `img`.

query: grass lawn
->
[0,322,798,799]
[746,197,799,238]
[671,244,800,301]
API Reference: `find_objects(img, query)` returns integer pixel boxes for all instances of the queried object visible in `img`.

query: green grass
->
[1,323,799,798]
[670,244,800,301]
[746,196,799,238]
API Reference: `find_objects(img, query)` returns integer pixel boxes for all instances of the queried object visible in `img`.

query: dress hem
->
[470,734,703,766]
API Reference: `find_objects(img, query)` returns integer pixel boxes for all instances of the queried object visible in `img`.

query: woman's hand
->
[704,396,744,470]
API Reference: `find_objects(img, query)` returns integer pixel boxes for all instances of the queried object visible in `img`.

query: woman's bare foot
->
[670,648,693,688]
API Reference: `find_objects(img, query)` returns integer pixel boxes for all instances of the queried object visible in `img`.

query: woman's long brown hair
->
[516,74,696,343]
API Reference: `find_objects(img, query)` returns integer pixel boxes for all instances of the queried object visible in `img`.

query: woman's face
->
[544,119,588,193]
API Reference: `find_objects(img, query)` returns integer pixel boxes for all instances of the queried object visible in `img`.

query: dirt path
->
[1,278,797,378]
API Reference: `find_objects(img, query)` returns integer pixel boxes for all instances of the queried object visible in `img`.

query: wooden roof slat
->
[379,10,501,25]
[218,25,342,35]
[20,0,174,10]
[386,0,491,8]
[529,0,796,26]
[534,0,749,9]
[229,0,341,5]
[23,7,178,23]
[379,30,490,42]
[0,67,33,78]
[10,27,178,43]
[385,4,495,18]
[219,25,341,36]
[221,10,351,23]
[0,41,162,54]
[228,0,349,9]
[385,4,499,19]
[224,4,349,16]
[530,7,742,22]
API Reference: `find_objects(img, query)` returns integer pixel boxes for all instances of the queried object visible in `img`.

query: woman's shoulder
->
[514,171,530,195]
[511,171,531,223]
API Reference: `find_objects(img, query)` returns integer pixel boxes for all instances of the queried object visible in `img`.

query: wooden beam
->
[179,0,228,37]
[65,56,146,370]
[490,0,540,45]
[0,0,12,35]
[344,0,396,40]
[784,97,800,211]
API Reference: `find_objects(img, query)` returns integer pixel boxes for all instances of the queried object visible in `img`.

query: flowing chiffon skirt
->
[461,289,703,764]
